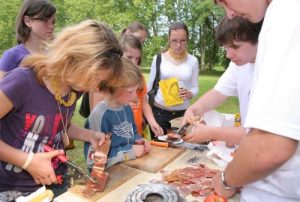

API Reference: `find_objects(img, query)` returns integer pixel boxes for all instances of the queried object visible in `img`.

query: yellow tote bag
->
[159,77,183,107]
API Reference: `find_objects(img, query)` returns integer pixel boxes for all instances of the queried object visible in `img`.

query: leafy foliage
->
[0,0,226,70]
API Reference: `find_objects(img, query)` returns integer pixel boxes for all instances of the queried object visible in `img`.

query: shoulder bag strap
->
[152,53,161,91]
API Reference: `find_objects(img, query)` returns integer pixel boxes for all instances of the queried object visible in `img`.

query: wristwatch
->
[221,171,237,190]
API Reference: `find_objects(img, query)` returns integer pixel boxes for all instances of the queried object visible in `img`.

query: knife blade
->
[175,123,189,137]
[171,142,208,151]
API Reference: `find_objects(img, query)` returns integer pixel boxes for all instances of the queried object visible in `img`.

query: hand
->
[181,109,196,128]
[90,131,106,149]
[149,122,164,137]
[212,172,236,199]
[183,122,212,143]
[132,144,146,157]
[179,87,192,100]
[26,150,64,185]
[135,139,151,153]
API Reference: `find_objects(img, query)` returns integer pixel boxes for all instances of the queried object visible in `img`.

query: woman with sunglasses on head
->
[0,0,56,79]
[147,22,199,139]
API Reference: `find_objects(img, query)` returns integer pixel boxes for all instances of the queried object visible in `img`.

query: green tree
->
[0,0,226,70]
[0,1,22,55]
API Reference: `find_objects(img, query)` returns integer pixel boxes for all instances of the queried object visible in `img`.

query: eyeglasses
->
[31,17,56,25]
[170,39,187,46]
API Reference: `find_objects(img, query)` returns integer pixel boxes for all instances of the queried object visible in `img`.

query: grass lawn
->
[67,70,239,169]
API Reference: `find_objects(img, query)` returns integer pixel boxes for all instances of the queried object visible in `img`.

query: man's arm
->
[181,89,228,126]
[213,129,298,197]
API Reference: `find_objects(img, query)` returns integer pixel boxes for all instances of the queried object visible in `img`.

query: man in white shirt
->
[182,16,262,145]
[213,1,300,201]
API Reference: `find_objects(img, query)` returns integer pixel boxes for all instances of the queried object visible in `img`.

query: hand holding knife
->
[176,123,189,137]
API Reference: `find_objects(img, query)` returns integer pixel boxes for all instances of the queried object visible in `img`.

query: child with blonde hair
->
[87,58,151,169]
[0,19,122,200]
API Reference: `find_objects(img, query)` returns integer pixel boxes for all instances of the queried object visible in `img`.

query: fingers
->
[94,131,105,146]
[34,172,57,185]
[179,88,191,100]
[153,126,164,136]
[144,141,151,152]
[47,149,65,159]
[135,139,144,145]
[183,134,193,142]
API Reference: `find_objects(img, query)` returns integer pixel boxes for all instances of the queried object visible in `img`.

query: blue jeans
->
[150,105,185,139]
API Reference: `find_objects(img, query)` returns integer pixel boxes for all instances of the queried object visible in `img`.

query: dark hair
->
[163,21,189,52]
[168,22,189,39]
[215,16,263,46]
[16,0,56,43]
[119,34,142,66]
[121,21,148,37]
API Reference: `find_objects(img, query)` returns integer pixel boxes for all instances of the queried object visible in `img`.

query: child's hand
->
[132,145,146,157]
[26,150,64,185]
[149,122,164,137]
[135,139,151,153]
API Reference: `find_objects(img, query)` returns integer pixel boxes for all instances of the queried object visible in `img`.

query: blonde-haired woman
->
[0,20,122,200]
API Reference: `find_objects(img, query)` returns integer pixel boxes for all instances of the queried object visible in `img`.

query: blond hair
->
[99,57,144,93]
[21,20,123,90]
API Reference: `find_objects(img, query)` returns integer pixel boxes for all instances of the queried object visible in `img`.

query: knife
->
[171,142,208,151]
[175,123,189,137]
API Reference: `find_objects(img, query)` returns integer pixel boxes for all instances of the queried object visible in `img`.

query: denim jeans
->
[0,191,30,202]
[150,105,185,139]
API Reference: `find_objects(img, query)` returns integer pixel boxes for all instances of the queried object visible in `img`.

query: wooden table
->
[54,148,239,202]
[54,112,239,202]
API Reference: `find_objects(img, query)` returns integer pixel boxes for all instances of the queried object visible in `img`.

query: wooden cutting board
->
[55,164,140,202]
[122,145,185,173]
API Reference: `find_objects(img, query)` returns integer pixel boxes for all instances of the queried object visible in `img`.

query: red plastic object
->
[44,145,68,163]
[56,175,63,185]
[204,192,227,202]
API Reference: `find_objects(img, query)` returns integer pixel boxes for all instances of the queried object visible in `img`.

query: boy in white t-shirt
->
[182,16,262,145]
[212,1,300,201]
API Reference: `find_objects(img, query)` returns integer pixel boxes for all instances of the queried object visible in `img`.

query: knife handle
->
[150,141,169,147]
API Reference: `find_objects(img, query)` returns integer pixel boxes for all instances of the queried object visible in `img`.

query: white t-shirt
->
[147,53,199,111]
[244,0,300,201]
[214,61,254,125]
